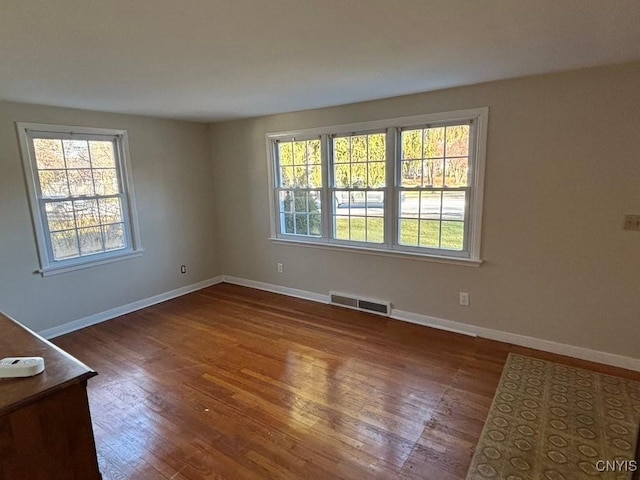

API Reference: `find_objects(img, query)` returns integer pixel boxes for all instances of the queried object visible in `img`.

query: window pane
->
[309,215,321,236]
[98,198,123,224]
[45,201,75,231]
[423,158,443,187]
[351,163,366,187]
[334,191,348,208]
[308,140,321,165]
[366,217,384,243]
[334,216,349,240]
[351,136,367,162]
[365,191,384,210]
[333,137,350,163]
[367,162,385,188]
[293,141,307,164]
[74,199,100,227]
[308,164,321,188]
[401,160,421,187]
[441,221,464,250]
[368,133,386,161]
[295,214,308,235]
[442,191,465,220]
[424,127,445,158]
[39,170,69,198]
[294,165,308,187]
[420,191,441,219]
[278,142,293,166]
[402,130,422,160]
[283,213,294,234]
[93,169,119,195]
[399,219,419,246]
[334,164,351,188]
[34,139,65,169]
[333,189,384,243]
[419,220,440,248]
[63,140,91,169]
[68,169,95,196]
[78,226,103,255]
[279,191,294,213]
[289,191,304,213]
[350,217,366,242]
[281,191,321,236]
[400,191,419,218]
[445,125,469,157]
[333,133,385,190]
[278,139,321,188]
[346,190,365,205]
[445,157,469,187]
[103,223,125,251]
[280,166,294,187]
[89,141,116,168]
[51,230,79,260]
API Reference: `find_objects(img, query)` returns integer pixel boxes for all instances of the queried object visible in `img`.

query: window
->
[17,123,142,275]
[275,138,323,237]
[398,124,470,251]
[332,132,386,243]
[268,108,487,263]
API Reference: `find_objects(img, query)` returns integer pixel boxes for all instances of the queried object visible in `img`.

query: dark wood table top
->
[0,312,96,416]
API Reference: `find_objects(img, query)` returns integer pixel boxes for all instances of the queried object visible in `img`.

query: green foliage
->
[283,192,321,236]
[335,217,384,243]
[399,220,464,250]
[400,125,470,187]
[279,139,322,188]
[332,133,385,188]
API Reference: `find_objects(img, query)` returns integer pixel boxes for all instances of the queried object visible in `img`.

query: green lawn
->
[334,217,463,250]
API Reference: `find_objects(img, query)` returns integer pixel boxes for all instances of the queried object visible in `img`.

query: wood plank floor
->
[53,283,640,479]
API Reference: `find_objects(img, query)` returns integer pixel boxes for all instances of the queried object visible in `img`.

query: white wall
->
[210,62,640,361]
[0,101,219,332]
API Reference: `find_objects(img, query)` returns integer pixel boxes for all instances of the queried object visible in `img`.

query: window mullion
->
[321,135,331,240]
[386,127,396,247]
[273,141,283,236]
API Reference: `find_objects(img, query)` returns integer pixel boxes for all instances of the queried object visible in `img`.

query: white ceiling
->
[2,0,640,122]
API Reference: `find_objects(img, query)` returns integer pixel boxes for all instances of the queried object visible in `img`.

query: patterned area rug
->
[467,354,640,480]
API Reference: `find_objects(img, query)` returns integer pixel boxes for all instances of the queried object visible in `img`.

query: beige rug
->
[466,354,640,480]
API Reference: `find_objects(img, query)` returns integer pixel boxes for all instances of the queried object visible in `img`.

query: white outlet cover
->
[459,292,470,306]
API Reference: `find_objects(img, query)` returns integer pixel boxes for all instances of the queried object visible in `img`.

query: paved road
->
[335,193,465,219]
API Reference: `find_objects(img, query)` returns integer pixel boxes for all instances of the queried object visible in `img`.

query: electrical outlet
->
[459,292,470,306]
[180,265,186,274]
[623,215,640,231]
[277,263,283,273]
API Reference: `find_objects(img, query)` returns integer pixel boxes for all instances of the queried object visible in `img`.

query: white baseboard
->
[391,309,478,338]
[39,276,224,339]
[469,327,640,373]
[223,276,331,304]
[222,276,640,372]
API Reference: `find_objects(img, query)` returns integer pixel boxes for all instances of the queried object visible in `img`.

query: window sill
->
[36,249,145,277]
[269,238,482,267]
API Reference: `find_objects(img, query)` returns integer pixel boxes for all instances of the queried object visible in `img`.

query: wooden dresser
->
[0,312,101,479]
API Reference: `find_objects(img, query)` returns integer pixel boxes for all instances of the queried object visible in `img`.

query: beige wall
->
[0,101,219,332]
[210,62,640,360]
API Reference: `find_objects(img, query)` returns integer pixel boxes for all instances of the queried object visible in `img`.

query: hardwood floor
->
[53,283,640,479]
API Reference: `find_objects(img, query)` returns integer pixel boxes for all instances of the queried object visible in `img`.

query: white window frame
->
[272,135,326,240]
[266,108,488,266]
[17,122,143,276]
